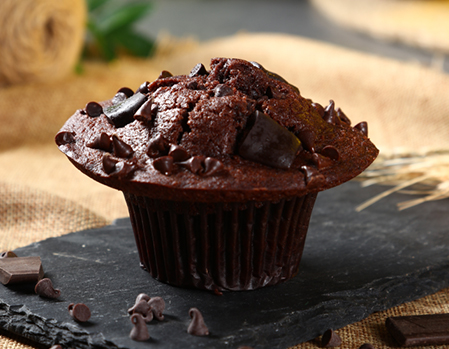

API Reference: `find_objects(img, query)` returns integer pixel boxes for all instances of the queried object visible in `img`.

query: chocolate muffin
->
[56,58,378,291]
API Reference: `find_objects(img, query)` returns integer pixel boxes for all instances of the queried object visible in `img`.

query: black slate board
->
[1,181,449,349]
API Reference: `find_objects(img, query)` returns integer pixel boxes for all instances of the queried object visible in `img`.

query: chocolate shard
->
[102,154,118,174]
[134,99,154,124]
[153,156,174,175]
[158,70,173,79]
[87,132,112,152]
[55,131,76,146]
[85,101,103,117]
[112,134,134,158]
[321,145,340,161]
[354,121,368,137]
[117,87,134,98]
[203,157,225,176]
[187,308,209,336]
[104,92,147,128]
[238,111,302,169]
[0,256,44,285]
[189,63,208,77]
[178,156,205,174]
[321,329,342,347]
[386,314,449,347]
[168,144,190,162]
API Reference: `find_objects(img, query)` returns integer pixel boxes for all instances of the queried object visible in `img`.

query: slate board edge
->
[1,250,448,349]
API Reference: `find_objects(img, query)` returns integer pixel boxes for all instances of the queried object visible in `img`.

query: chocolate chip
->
[312,153,334,170]
[187,307,209,336]
[112,92,127,105]
[336,107,351,125]
[359,344,375,349]
[102,154,118,174]
[85,101,103,117]
[177,156,205,174]
[87,132,112,152]
[112,135,134,158]
[354,121,368,137]
[0,251,17,259]
[34,278,61,299]
[55,131,76,146]
[129,299,153,323]
[168,144,189,162]
[104,92,147,128]
[147,134,167,157]
[153,156,174,175]
[321,329,342,347]
[128,293,151,314]
[323,100,339,124]
[189,63,208,77]
[301,165,325,187]
[129,313,150,341]
[311,102,325,118]
[148,296,165,321]
[110,161,138,179]
[297,129,315,153]
[117,87,134,98]
[203,157,225,176]
[137,81,150,94]
[134,99,153,124]
[158,70,173,79]
[238,111,302,169]
[321,145,340,161]
[68,303,91,322]
[214,84,233,97]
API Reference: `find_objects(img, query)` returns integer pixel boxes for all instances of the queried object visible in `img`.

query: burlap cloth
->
[1,33,449,348]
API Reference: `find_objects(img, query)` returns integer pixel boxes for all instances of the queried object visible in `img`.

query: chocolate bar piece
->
[386,314,449,347]
[0,256,44,285]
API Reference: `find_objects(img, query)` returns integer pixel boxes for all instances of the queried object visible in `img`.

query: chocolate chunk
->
[0,256,44,285]
[112,135,134,158]
[297,129,315,153]
[301,165,325,187]
[87,132,112,152]
[117,87,134,98]
[35,278,61,299]
[323,100,339,124]
[354,121,368,137]
[148,296,165,321]
[238,111,302,169]
[0,251,17,259]
[311,102,325,118]
[158,70,173,79]
[187,308,209,336]
[168,144,190,162]
[147,134,167,157]
[203,157,225,176]
[68,303,91,322]
[336,107,351,125]
[104,92,147,128]
[214,84,233,97]
[153,156,174,175]
[386,314,449,347]
[178,156,205,174]
[85,101,103,117]
[137,81,150,94]
[321,145,340,161]
[55,131,76,146]
[321,329,342,347]
[129,313,150,341]
[112,92,127,105]
[103,154,118,174]
[134,99,153,124]
[359,344,375,349]
[189,63,208,77]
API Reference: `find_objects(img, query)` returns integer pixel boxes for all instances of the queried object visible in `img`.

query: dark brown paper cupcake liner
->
[124,192,318,291]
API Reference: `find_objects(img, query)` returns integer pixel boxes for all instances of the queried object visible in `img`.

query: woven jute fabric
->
[311,0,449,55]
[1,33,449,348]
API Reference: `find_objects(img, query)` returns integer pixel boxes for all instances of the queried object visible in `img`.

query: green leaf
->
[86,0,111,12]
[96,2,152,35]
[87,20,117,61]
[111,27,155,57]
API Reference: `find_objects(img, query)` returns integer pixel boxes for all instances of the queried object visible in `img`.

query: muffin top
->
[56,58,378,202]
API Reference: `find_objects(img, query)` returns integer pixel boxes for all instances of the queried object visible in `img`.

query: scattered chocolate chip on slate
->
[129,299,153,323]
[168,144,190,162]
[85,101,103,117]
[0,256,44,285]
[104,92,147,128]
[128,293,151,314]
[189,63,208,77]
[68,303,91,322]
[55,131,76,146]
[148,296,165,321]
[214,84,233,97]
[203,157,225,176]
[321,145,340,161]
[87,132,112,152]
[321,329,342,347]
[112,92,127,105]
[102,154,118,174]
[153,156,174,175]
[187,307,209,336]
[158,70,173,79]
[0,251,17,259]
[354,121,368,137]
[112,135,134,158]
[386,314,449,347]
[238,111,302,169]
[35,278,61,299]
[117,87,134,98]
[129,313,150,341]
